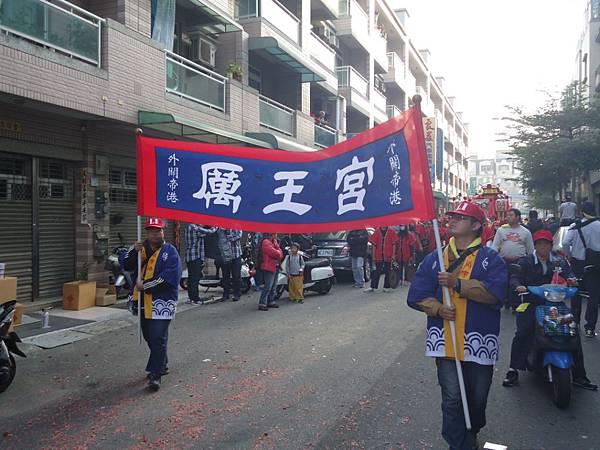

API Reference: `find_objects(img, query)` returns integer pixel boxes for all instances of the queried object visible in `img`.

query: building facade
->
[0,0,469,302]
[469,151,528,213]
[575,0,600,210]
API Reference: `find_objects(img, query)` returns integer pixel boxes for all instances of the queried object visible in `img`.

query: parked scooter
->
[526,284,580,409]
[180,251,255,295]
[105,233,133,299]
[274,248,335,300]
[0,300,26,394]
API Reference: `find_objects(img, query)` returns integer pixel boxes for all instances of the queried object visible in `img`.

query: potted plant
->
[63,263,97,310]
[225,61,243,81]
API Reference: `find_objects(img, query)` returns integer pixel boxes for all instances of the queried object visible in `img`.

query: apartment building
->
[0,0,469,302]
[468,151,528,212]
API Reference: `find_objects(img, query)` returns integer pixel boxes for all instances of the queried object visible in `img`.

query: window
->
[109,167,137,203]
[593,0,600,19]
[235,0,258,19]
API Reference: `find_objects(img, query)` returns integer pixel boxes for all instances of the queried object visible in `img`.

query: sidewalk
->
[16,288,230,351]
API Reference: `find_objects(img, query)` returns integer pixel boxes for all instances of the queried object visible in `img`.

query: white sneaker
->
[364,288,375,293]
[383,288,391,293]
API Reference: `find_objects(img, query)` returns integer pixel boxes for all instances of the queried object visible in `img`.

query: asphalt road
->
[2,279,600,450]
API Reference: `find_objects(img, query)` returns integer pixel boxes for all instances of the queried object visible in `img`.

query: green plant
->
[225,61,243,80]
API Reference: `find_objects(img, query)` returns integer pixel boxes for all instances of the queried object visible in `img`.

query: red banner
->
[137,104,435,232]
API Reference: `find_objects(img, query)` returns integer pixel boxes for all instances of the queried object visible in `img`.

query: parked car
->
[311,230,373,281]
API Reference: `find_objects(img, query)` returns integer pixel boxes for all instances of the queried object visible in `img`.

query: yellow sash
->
[443,237,479,360]
[132,247,161,319]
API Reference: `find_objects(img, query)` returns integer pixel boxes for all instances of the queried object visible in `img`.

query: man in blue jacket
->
[122,218,182,391]
[502,230,596,390]
[408,202,507,450]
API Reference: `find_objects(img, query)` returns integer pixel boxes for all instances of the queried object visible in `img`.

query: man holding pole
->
[122,218,182,391]
[408,202,507,450]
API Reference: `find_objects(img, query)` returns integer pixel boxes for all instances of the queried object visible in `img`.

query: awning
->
[188,0,242,33]
[138,111,273,148]
[245,132,318,152]
[248,37,326,83]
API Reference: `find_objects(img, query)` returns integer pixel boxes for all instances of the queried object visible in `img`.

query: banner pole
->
[137,215,142,345]
[432,218,472,431]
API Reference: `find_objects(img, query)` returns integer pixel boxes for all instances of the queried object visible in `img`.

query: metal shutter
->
[0,153,33,301]
[38,159,75,299]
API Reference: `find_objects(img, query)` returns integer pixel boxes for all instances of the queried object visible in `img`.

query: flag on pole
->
[136,104,435,232]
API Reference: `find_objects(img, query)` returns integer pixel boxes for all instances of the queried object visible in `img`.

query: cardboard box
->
[13,303,23,326]
[63,281,97,311]
[96,293,116,306]
[95,286,117,306]
[0,277,17,304]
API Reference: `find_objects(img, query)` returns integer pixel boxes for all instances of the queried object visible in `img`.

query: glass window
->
[593,0,600,19]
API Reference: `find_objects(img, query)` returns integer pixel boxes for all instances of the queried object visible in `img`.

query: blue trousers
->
[436,358,493,450]
[141,317,171,377]
[259,270,278,306]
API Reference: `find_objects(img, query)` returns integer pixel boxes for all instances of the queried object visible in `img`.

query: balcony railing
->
[314,123,337,148]
[386,105,401,119]
[0,0,103,66]
[259,95,295,135]
[336,66,368,99]
[262,0,300,44]
[165,51,226,112]
[309,32,336,72]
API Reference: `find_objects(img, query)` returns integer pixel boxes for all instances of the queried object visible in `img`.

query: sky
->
[393,0,588,157]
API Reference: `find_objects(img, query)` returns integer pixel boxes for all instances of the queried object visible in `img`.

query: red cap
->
[533,230,554,243]
[144,217,166,229]
[448,201,486,224]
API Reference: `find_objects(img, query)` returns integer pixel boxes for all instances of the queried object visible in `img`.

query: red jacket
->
[260,238,282,273]
[396,232,420,263]
[369,228,399,263]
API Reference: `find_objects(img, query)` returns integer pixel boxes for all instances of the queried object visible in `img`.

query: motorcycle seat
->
[304,258,330,269]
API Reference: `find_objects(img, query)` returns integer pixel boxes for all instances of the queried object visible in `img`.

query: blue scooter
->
[527,284,579,409]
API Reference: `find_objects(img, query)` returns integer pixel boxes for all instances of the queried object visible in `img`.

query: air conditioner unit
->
[189,33,216,68]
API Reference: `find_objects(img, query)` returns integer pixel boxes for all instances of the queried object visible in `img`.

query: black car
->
[311,230,373,281]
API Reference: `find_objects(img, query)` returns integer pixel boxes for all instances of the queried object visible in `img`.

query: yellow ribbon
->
[443,240,479,361]
[132,246,161,319]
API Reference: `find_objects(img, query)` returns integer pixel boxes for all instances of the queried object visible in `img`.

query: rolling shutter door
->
[0,153,33,301]
[37,159,75,299]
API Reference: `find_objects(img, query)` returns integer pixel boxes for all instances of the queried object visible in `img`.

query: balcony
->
[386,105,401,119]
[336,66,370,115]
[372,32,388,73]
[0,0,103,66]
[165,51,227,112]
[308,32,338,92]
[384,52,416,95]
[236,0,300,45]
[259,95,295,136]
[335,0,370,50]
[314,123,337,148]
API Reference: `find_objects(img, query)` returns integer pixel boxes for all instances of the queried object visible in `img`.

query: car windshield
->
[312,231,347,240]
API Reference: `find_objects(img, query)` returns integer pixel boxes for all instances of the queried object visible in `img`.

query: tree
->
[503,82,600,211]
